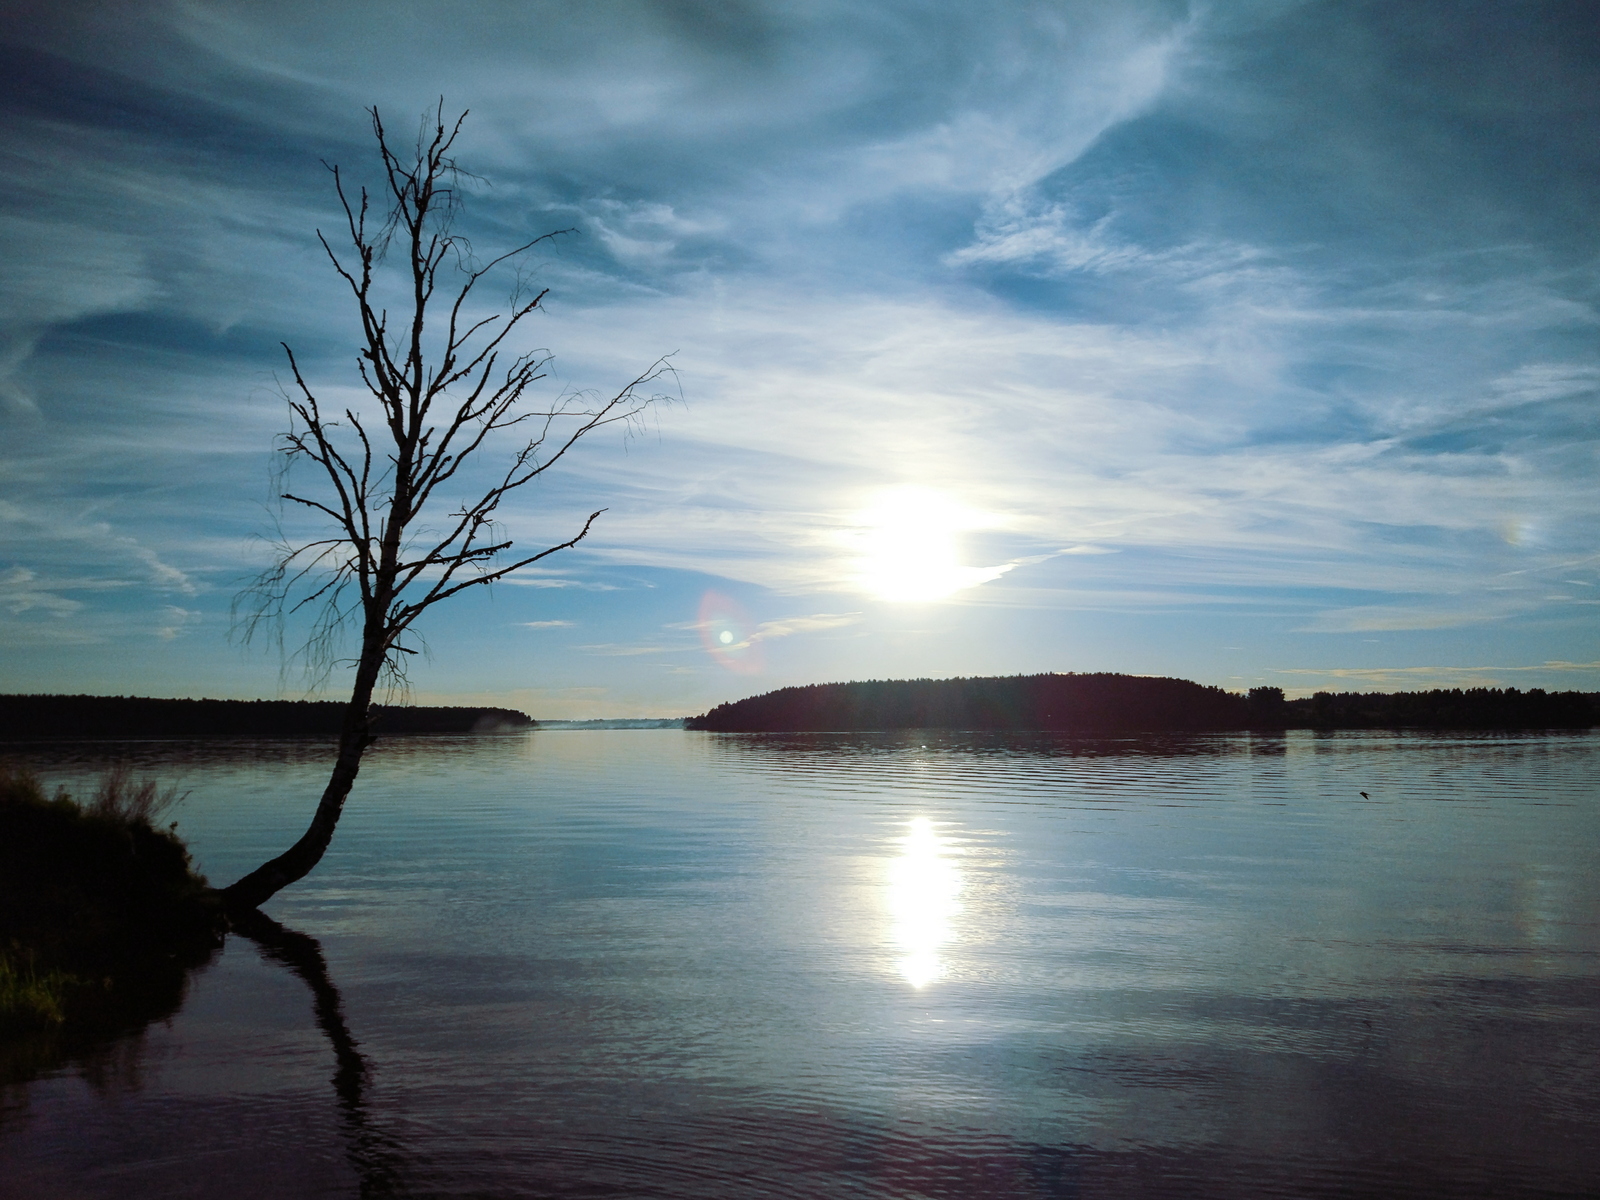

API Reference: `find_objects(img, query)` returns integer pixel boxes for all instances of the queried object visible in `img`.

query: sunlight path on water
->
[888,816,963,988]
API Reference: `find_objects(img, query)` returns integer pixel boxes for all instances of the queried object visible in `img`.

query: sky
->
[1,0,1598,718]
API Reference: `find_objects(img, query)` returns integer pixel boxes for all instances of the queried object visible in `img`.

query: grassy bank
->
[0,766,224,1035]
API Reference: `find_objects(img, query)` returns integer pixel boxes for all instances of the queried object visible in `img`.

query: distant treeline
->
[686,674,1599,733]
[1284,687,1595,730]
[0,695,534,740]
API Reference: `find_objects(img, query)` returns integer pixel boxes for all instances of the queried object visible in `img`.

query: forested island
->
[685,673,1598,733]
[0,695,533,740]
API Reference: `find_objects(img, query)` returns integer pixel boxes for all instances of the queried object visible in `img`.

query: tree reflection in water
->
[228,910,407,1198]
[2,916,406,1196]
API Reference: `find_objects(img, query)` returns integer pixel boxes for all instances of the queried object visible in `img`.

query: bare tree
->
[224,105,668,910]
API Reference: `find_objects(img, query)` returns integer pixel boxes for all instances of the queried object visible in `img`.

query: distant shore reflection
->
[888,817,962,988]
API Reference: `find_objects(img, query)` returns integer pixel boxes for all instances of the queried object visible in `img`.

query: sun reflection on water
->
[887,817,962,988]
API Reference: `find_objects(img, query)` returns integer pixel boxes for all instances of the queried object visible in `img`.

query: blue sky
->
[2,0,1598,717]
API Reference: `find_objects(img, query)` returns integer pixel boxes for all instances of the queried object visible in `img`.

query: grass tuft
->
[0,763,223,1038]
[87,764,187,827]
[0,951,80,1033]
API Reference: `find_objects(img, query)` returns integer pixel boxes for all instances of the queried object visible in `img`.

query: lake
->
[2,729,1597,1198]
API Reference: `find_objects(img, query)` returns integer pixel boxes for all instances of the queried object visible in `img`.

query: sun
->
[856,487,1010,602]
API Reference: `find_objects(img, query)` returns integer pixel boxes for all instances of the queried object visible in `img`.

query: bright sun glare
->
[857,487,1007,602]
[887,816,962,988]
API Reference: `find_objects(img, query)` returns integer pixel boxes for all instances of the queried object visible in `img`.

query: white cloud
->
[498,577,620,590]
[0,566,84,618]
[155,604,200,640]
[580,200,728,266]
[0,502,196,596]
[1294,606,1508,634]
[746,612,861,643]
[948,204,1277,285]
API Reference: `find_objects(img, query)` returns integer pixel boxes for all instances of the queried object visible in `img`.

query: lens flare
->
[698,590,763,674]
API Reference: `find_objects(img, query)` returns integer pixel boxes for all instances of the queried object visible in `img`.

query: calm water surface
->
[2,729,1597,1198]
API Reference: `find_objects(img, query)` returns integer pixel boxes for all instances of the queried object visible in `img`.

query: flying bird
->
[1360,791,1370,799]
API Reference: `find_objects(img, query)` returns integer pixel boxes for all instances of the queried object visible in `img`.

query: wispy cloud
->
[1277,660,1600,692]
[1294,605,1517,634]
[578,643,678,657]
[745,612,862,642]
[499,578,620,591]
[0,566,84,618]
[154,605,199,640]
[0,215,158,416]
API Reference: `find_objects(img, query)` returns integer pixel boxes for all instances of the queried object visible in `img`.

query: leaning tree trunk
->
[220,641,383,911]
[225,106,658,910]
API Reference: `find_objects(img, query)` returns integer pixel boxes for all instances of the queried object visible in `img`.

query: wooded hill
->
[688,673,1246,732]
[0,695,533,740]
[685,674,1598,733]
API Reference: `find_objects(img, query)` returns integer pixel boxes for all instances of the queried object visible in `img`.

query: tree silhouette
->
[226,105,669,909]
